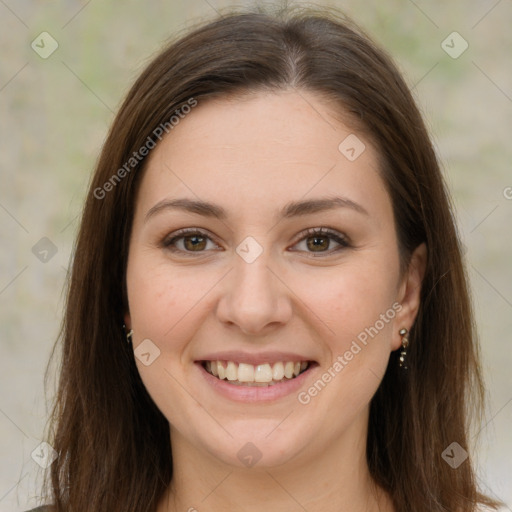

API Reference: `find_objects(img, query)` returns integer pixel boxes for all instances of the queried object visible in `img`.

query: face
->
[124,90,425,469]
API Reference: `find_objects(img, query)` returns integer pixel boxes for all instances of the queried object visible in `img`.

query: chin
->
[194,418,315,469]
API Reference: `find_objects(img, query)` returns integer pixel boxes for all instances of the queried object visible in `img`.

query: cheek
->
[295,263,399,432]
[296,260,399,343]
[126,260,208,413]
[126,258,200,340]
[127,266,175,328]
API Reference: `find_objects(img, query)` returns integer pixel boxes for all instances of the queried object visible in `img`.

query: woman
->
[30,5,501,512]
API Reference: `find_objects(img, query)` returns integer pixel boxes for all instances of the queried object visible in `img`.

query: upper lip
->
[196,351,316,366]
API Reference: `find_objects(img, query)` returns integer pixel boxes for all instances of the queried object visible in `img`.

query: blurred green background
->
[1,1,511,510]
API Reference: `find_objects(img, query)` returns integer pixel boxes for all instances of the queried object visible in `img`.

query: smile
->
[202,360,310,386]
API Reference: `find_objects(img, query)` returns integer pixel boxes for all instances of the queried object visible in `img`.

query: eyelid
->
[291,226,349,244]
[162,226,350,256]
[162,227,222,253]
[288,226,350,255]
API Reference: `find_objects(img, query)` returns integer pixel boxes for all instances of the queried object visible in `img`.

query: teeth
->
[284,361,294,378]
[226,361,237,381]
[254,363,273,383]
[204,360,310,385]
[217,362,226,380]
[272,361,284,380]
[238,363,254,382]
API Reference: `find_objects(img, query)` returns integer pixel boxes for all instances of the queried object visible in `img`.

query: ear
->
[124,312,132,330]
[392,243,427,350]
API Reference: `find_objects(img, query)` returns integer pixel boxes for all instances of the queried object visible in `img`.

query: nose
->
[215,251,293,336]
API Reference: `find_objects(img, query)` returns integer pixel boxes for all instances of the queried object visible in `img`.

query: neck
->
[157,408,394,512]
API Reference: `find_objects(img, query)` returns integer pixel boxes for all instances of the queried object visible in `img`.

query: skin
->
[124,89,426,512]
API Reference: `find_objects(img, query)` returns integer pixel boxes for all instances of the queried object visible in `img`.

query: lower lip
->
[195,362,317,403]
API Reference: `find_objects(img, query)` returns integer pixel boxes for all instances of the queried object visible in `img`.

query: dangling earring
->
[398,328,409,370]
[123,324,133,344]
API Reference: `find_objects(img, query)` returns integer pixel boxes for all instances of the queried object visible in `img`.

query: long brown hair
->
[42,5,500,511]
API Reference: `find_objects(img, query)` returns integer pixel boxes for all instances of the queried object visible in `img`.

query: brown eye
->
[182,234,207,251]
[163,229,220,255]
[291,227,349,255]
[306,235,330,252]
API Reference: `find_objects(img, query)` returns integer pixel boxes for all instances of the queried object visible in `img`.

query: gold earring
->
[398,328,409,370]
[123,324,133,344]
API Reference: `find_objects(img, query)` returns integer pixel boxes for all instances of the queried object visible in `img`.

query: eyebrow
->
[144,196,369,223]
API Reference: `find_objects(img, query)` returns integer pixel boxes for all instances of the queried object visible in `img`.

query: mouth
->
[200,359,314,387]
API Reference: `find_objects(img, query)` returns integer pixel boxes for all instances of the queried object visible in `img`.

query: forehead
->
[136,90,390,221]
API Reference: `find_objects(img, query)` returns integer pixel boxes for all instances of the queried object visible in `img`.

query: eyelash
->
[161,227,350,257]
